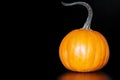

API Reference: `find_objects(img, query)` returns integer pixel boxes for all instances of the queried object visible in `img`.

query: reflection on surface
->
[58,71,111,80]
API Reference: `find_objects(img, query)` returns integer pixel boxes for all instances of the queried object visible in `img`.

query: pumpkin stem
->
[61,1,93,30]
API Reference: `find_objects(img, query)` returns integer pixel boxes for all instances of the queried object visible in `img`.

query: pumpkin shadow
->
[57,71,111,80]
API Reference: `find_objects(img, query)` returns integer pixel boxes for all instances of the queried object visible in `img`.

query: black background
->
[3,0,120,79]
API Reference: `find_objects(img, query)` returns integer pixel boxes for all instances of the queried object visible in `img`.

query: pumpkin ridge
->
[67,30,79,71]
[59,30,73,70]
[94,31,108,70]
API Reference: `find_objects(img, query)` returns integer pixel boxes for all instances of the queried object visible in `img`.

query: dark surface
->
[3,0,120,79]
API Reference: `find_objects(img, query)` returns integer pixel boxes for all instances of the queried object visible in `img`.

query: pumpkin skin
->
[59,28,109,72]
[58,72,110,80]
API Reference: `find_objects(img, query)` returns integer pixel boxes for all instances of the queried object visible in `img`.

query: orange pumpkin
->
[58,72,110,80]
[59,2,109,72]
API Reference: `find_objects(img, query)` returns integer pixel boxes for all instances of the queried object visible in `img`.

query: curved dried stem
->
[62,1,93,29]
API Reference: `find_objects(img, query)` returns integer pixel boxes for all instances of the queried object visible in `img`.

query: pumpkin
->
[58,72,110,80]
[59,1,109,72]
